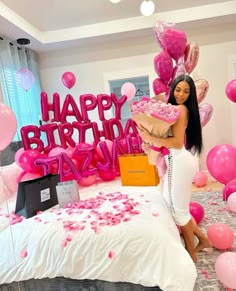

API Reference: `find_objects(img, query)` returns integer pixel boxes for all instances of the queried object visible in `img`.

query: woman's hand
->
[141,142,151,153]
[138,124,152,143]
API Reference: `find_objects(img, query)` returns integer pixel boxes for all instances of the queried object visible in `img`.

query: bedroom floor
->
[190,179,236,291]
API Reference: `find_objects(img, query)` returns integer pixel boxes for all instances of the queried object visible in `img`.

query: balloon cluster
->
[16,80,143,185]
[152,20,213,127]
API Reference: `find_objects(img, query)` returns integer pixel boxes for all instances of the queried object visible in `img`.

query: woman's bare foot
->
[195,237,212,253]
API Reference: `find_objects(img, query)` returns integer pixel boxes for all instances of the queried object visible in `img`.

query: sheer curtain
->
[0,36,42,142]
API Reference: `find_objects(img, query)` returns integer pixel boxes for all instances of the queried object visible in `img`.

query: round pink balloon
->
[207,223,234,250]
[0,103,17,151]
[189,201,205,224]
[222,177,236,201]
[62,72,76,89]
[206,144,236,184]
[194,171,208,187]
[227,192,236,212]
[121,82,136,101]
[78,174,97,186]
[225,79,236,102]
[16,68,34,91]
[215,252,236,289]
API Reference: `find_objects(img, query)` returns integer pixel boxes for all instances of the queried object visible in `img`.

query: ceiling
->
[0,0,236,53]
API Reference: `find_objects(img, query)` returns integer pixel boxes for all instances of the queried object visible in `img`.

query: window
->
[109,76,150,126]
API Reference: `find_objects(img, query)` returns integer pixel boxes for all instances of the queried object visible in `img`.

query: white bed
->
[0,177,197,291]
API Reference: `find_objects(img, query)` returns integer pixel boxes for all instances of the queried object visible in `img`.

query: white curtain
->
[0,36,42,141]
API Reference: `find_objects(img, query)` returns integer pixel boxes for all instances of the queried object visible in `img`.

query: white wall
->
[39,23,236,172]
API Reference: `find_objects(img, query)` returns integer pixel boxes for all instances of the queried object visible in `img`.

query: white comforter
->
[0,178,197,291]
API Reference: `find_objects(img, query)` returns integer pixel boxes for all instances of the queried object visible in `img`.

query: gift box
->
[118,154,160,186]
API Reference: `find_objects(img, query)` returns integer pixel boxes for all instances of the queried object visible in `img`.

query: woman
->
[139,74,211,262]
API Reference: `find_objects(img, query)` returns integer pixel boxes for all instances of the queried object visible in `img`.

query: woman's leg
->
[180,219,197,262]
[192,223,212,252]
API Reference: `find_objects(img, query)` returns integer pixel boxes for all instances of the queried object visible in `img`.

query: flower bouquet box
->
[118,154,160,186]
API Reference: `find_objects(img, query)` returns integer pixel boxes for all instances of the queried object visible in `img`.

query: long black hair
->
[168,74,203,155]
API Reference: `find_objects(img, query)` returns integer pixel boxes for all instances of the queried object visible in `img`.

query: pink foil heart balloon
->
[152,78,168,96]
[153,20,177,49]
[154,50,173,84]
[199,103,213,127]
[195,79,209,104]
[184,42,199,74]
[162,28,187,61]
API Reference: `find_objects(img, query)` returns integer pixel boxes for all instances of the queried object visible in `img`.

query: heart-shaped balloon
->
[153,50,173,84]
[153,20,176,49]
[184,42,199,74]
[195,79,209,104]
[162,28,187,61]
[199,103,213,127]
[152,78,168,96]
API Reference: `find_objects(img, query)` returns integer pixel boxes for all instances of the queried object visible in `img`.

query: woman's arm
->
[138,105,188,149]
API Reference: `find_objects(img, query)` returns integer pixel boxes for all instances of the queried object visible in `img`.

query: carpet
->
[192,190,236,291]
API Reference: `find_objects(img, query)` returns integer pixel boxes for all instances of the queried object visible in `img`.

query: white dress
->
[162,146,196,226]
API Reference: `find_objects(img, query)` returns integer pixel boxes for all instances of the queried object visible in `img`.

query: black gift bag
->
[15,174,60,219]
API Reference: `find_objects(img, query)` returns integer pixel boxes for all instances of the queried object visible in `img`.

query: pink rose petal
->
[108,251,115,259]
[20,249,28,258]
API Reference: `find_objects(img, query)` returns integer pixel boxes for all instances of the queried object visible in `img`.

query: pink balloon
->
[171,61,187,82]
[189,201,205,224]
[121,82,136,101]
[61,72,76,89]
[162,28,187,61]
[225,78,236,102]
[20,172,43,182]
[78,174,97,186]
[194,171,208,187]
[207,223,234,250]
[215,252,236,289]
[184,42,199,74]
[98,168,116,181]
[206,144,236,184]
[16,68,34,91]
[152,20,176,49]
[222,178,236,201]
[195,79,209,104]
[198,103,213,127]
[0,103,17,151]
[227,192,236,212]
[154,51,173,84]
[48,147,67,157]
[17,149,42,173]
[96,140,113,159]
[152,78,168,96]
[14,147,25,164]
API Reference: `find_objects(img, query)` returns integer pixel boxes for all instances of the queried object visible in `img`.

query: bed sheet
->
[0,178,197,291]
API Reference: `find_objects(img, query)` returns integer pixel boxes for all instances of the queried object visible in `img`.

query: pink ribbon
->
[150,146,169,156]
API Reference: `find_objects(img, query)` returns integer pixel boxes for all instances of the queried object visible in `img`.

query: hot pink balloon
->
[152,20,176,49]
[207,223,234,250]
[121,82,136,101]
[184,42,199,74]
[223,178,236,201]
[198,103,213,127]
[162,28,187,61]
[189,201,205,224]
[0,102,17,151]
[215,252,236,289]
[62,72,76,89]
[225,78,236,102]
[154,51,173,84]
[16,68,34,91]
[152,78,168,96]
[206,144,236,185]
[195,79,209,104]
